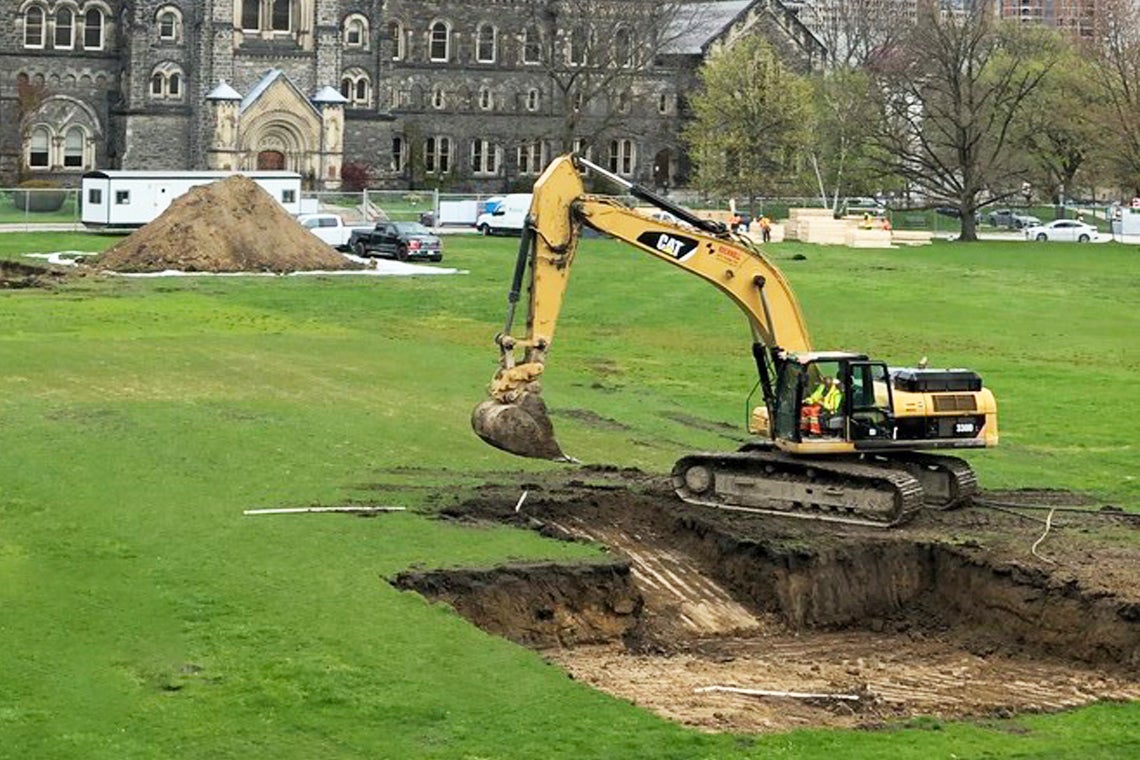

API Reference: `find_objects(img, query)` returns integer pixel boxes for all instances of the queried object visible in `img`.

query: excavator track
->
[671,448,924,528]
[869,452,978,509]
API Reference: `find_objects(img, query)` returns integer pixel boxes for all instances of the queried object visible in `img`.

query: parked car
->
[934,206,981,222]
[297,213,372,251]
[1023,219,1098,242]
[987,208,1041,229]
[348,221,443,261]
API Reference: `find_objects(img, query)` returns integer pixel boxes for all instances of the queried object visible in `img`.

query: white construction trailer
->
[80,170,303,228]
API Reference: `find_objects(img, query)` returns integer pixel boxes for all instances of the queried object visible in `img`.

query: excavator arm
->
[473,153,813,460]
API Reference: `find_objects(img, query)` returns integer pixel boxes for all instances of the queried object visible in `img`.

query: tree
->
[1016,43,1102,205]
[866,1,1059,241]
[806,67,880,211]
[1090,0,1140,195]
[681,34,813,213]
[805,0,911,68]
[520,0,687,154]
[15,74,48,180]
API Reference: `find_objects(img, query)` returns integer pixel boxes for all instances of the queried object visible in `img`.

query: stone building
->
[0,0,823,192]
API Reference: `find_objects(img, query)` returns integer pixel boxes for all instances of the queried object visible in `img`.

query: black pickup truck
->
[347,221,443,262]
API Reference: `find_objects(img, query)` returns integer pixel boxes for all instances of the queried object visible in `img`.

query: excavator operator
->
[801,376,843,437]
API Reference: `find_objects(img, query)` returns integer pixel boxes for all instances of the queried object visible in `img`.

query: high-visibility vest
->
[822,385,843,413]
[800,404,821,435]
[805,384,826,405]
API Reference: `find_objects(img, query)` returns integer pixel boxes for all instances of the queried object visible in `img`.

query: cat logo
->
[636,230,698,260]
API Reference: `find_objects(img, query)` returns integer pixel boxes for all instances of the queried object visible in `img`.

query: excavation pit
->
[394,468,1140,733]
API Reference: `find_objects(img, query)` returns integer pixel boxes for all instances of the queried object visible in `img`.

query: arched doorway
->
[257,150,285,170]
[653,149,672,189]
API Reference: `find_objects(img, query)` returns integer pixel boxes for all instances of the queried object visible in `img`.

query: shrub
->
[340,162,373,192]
[12,179,66,213]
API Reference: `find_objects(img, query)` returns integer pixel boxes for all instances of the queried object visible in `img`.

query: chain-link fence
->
[0,187,82,229]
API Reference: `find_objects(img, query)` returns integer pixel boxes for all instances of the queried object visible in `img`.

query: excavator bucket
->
[471,389,568,461]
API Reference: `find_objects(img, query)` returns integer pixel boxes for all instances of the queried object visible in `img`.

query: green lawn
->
[0,232,1137,758]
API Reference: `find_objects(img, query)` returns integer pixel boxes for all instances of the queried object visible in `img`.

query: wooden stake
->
[243,506,406,516]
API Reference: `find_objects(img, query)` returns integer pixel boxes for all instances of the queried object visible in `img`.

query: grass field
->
[0,232,1137,759]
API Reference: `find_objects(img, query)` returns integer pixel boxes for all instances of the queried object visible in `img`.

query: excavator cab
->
[771,353,895,448]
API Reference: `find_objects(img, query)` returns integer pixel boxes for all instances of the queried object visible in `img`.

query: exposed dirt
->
[393,467,1140,733]
[95,176,362,274]
[0,259,76,288]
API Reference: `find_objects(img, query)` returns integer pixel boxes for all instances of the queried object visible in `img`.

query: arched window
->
[157,8,182,41]
[63,127,85,168]
[24,6,46,48]
[387,21,404,60]
[55,8,74,49]
[83,8,104,50]
[614,27,633,67]
[657,93,672,114]
[479,87,494,110]
[429,21,449,62]
[521,27,541,64]
[615,91,630,114]
[271,0,290,31]
[344,14,368,47]
[525,88,540,112]
[28,127,51,168]
[340,71,370,106]
[432,86,445,109]
[149,64,185,99]
[476,24,496,63]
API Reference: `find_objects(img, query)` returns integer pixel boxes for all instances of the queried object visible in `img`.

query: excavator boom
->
[472,154,811,461]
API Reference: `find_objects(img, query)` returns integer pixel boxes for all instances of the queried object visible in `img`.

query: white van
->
[475,193,532,236]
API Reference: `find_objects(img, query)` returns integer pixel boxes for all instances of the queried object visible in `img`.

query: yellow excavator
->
[472,154,998,527]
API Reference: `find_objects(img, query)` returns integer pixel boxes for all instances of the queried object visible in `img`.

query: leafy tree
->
[681,34,813,214]
[805,67,880,211]
[866,2,1059,241]
[1090,0,1140,195]
[1016,42,1102,205]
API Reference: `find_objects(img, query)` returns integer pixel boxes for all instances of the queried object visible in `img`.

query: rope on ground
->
[1030,507,1058,565]
[974,498,1139,518]
[973,502,1049,524]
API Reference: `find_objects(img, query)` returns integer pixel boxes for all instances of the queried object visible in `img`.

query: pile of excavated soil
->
[95,176,362,274]
[390,466,1140,734]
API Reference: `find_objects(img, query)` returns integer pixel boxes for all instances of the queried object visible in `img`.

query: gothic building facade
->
[0,0,823,191]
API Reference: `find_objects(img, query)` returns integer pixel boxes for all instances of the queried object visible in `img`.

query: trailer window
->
[115,190,130,205]
[282,189,296,204]
[88,188,103,204]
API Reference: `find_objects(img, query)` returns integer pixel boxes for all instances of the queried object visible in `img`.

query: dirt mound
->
[392,466,1140,733]
[95,176,362,273]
